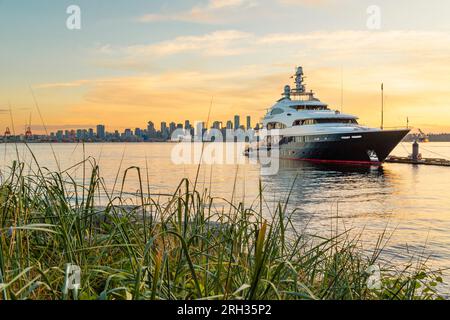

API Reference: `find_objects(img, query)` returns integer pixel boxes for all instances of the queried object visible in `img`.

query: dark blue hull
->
[278,129,410,164]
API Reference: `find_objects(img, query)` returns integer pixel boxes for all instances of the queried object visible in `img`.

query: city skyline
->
[1,1,450,133]
[1,114,256,142]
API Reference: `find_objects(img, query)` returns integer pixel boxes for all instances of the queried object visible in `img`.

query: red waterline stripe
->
[280,157,382,166]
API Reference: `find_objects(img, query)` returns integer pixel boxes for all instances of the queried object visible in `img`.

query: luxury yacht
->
[255,67,410,164]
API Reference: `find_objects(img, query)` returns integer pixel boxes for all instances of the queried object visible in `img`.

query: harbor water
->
[1,142,449,294]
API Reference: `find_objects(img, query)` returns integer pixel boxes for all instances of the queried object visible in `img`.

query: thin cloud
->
[278,0,341,6]
[138,0,258,23]
[35,80,92,89]
[97,29,450,68]
[94,30,254,63]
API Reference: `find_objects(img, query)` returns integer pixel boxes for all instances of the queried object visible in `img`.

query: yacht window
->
[270,108,284,115]
[267,122,287,130]
[293,136,306,143]
[315,118,358,124]
[290,105,328,111]
[293,118,358,126]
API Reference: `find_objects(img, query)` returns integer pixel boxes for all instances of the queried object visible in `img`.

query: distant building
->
[135,128,142,137]
[195,122,205,138]
[88,128,94,139]
[161,122,167,133]
[169,122,176,135]
[212,121,221,130]
[184,120,191,130]
[161,122,169,140]
[96,125,106,139]
[246,116,251,130]
[147,122,156,138]
[226,121,233,130]
[124,129,133,137]
[234,115,240,131]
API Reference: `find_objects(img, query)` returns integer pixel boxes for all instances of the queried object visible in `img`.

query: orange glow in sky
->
[1,1,449,134]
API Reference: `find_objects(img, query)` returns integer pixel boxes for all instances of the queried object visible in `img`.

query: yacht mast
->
[290,66,315,100]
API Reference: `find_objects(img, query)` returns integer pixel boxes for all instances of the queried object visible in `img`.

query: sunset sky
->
[1,0,450,134]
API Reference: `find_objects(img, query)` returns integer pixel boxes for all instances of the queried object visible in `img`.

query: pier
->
[386,156,450,167]
[386,141,450,167]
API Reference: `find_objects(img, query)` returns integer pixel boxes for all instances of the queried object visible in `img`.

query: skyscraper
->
[234,115,240,131]
[226,121,233,130]
[161,122,167,133]
[169,122,176,135]
[147,121,156,138]
[184,120,191,130]
[56,130,63,141]
[195,122,205,137]
[161,122,168,139]
[246,116,251,130]
[135,128,142,137]
[124,129,132,137]
[96,125,106,139]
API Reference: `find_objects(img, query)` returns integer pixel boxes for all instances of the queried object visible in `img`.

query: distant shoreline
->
[0,140,178,144]
[3,139,450,144]
[404,133,450,142]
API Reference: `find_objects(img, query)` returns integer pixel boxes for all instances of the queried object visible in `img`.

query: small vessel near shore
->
[249,67,410,164]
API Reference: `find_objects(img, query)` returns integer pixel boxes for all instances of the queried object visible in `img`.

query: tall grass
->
[0,159,444,300]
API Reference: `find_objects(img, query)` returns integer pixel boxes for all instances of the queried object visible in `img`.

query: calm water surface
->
[1,142,450,293]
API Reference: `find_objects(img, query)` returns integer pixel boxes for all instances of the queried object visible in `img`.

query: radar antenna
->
[284,66,315,100]
[294,66,306,93]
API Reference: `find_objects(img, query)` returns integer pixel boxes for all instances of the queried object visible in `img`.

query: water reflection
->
[259,158,449,295]
[262,160,395,221]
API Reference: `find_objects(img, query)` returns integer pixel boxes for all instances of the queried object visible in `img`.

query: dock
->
[385,156,450,167]
[386,141,450,167]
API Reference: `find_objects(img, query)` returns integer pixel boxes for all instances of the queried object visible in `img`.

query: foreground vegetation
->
[0,158,444,300]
